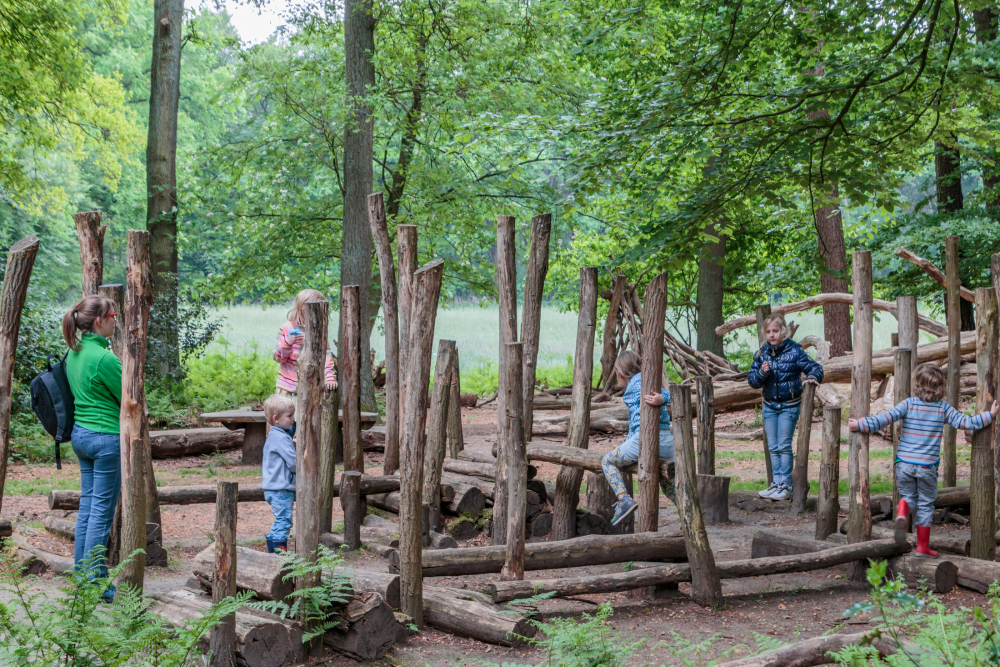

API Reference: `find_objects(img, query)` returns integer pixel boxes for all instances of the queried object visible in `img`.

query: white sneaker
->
[758,483,779,499]
[769,485,792,501]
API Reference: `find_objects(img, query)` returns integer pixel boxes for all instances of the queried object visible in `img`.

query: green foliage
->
[461,357,602,397]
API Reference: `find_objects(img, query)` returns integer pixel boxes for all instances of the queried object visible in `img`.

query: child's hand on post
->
[992,400,999,418]
[847,418,860,432]
[644,393,664,407]
[760,360,770,374]
[326,379,337,390]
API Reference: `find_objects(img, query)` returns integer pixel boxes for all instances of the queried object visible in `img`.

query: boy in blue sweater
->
[262,394,297,553]
[849,364,998,557]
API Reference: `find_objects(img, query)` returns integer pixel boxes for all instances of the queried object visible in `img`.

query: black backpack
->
[29,353,74,469]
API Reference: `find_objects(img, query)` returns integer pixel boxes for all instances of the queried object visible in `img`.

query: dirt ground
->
[1,398,985,666]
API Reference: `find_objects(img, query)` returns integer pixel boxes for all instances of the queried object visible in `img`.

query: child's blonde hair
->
[287,289,328,327]
[614,350,642,382]
[762,313,788,338]
[913,363,946,402]
[263,394,295,423]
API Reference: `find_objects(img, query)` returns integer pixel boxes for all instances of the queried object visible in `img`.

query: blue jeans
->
[601,429,675,499]
[763,401,800,487]
[71,425,121,579]
[265,490,295,541]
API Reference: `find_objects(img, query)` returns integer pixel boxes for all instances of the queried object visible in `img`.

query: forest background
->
[4,0,1000,461]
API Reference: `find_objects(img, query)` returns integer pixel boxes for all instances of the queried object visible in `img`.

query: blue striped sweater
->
[856,397,993,466]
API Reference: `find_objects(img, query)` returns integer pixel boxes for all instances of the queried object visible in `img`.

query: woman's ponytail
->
[63,296,115,351]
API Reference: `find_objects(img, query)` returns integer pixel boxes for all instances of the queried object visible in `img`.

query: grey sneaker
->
[769,484,792,501]
[758,483,779,499]
[611,495,637,526]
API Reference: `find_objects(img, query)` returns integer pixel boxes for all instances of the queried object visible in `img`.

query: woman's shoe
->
[758,483,779,499]
[769,484,792,501]
[915,525,938,558]
[894,499,910,544]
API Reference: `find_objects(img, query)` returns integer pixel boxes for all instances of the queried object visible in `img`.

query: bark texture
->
[945,237,962,487]
[368,193,400,474]
[847,251,873,581]
[210,481,238,667]
[638,271,668,532]
[972,286,997,561]
[521,214,551,440]
[815,407,841,539]
[74,211,105,297]
[493,216,517,544]
[695,221,726,356]
[501,343,526,581]
[423,340,456,531]
[814,186,852,357]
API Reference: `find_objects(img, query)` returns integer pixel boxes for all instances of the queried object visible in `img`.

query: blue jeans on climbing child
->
[72,424,121,580]
[601,429,675,499]
[265,490,295,542]
[762,401,800,488]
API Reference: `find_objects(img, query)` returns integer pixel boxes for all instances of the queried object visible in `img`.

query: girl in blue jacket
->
[747,313,823,501]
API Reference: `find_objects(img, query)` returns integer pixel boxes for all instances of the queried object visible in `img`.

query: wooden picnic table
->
[201,406,379,465]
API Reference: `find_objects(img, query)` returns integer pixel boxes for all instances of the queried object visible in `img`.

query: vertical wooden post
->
[896,297,919,388]
[669,382,722,607]
[295,300,326,652]
[119,230,152,591]
[551,267,598,541]
[971,286,997,561]
[319,386,340,534]
[98,284,125,356]
[637,271,669,533]
[395,224,418,476]
[600,276,626,391]
[399,259,444,629]
[847,250,873,581]
[944,236,962,488]
[493,215,518,545]
[341,285,363,473]
[501,342,526,581]
[209,481,238,667]
[74,211,105,297]
[423,340,456,532]
[368,193,400,476]
[814,406,841,540]
[892,348,913,533]
[99,283,125,566]
[341,471,363,551]
[755,304,774,486]
[790,381,816,515]
[0,236,39,515]
[696,376,715,475]
[990,255,1000,533]
[521,214,551,442]
[447,351,464,458]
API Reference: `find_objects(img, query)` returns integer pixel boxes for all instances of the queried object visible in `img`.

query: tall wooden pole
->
[501,342,526,581]
[368,193,400,476]
[119,230,152,591]
[209,481,238,667]
[896,297,919,389]
[395,224,418,476]
[600,275,626,392]
[815,406,841,539]
[755,304,774,486]
[340,287,363,551]
[637,271,668,533]
[423,340,456,532]
[319,386,340,534]
[892,348,913,533]
[971,286,997,561]
[493,215,518,545]
[944,236,962,487]
[98,284,125,356]
[341,471,363,551]
[296,300,327,652]
[670,382,722,608]
[99,283,125,566]
[447,350,464,459]
[991,255,1000,533]
[399,259,444,628]
[790,381,816,515]
[696,376,715,475]
[894,294,918,523]
[0,236,39,515]
[551,267,598,541]
[846,251,873,581]
[74,211,105,297]
[521,214,551,441]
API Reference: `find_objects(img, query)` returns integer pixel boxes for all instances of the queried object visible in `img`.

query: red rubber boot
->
[915,525,938,558]
[895,499,910,545]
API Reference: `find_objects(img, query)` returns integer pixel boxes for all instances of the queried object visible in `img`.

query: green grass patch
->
[5,477,80,497]
[729,474,895,495]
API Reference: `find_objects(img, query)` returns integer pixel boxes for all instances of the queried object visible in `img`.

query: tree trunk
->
[119,230,152,590]
[975,9,1000,218]
[0,236,39,515]
[638,271,668,532]
[790,382,815,515]
[74,211,105,297]
[815,407,841,539]
[210,481,238,667]
[422,586,535,648]
[935,137,975,331]
[521,214,551,441]
[695,221,726,357]
[393,224,417,475]
[493,216,518,544]
[341,286,363,473]
[599,275,625,391]
[696,376,715,475]
[446,353,464,458]
[972,286,997,561]
[146,0,184,378]
[501,342,526,581]
[319,387,340,534]
[340,472,363,551]
[945,237,962,487]
[552,268,598,540]
[814,186,851,357]
[992,256,1000,535]
[368,193,400,475]
[847,251,873,581]
[892,348,913,531]
[423,340,456,532]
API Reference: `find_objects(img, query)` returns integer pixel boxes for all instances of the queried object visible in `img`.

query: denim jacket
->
[747,338,823,405]
[623,373,671,437]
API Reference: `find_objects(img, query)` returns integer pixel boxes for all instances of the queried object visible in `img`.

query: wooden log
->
[324,591,404,660]
[368,193,400,475]
[319,386,340,534]
[552,267,599,541]
[423,586,534,648]
[74,210,106,297]
[944,238,961,487]
[712,630,895,667]
[489,538,908,602]
[521,213,551,441]
[637,271,668,533]
[361,513,455,550]
[815,407,841,540]
[341,285,363,474]
[715,292,948,338]
[399,259,444,628]
[210,481,238,667]
[751,530,833,558]
[442,458,535,481]
[42,515,76,540]
[790,381,816,515]
[755,304,774,486]
[423,340,456,532]
[934,553,1000,593]
[338,568,400,609]
[120,230,151,590]
[887,555,958,593]
[972,286,997,561]
[193,544,292,601]
[501,342,526,581]
[527,442,674,481]
[992,255,1000,534]
[148,427,243,458]
[494,215,517,545]
[847,250,873,581]
[896,245,975,302]
[97,283,124,357]
[447,352,464,458]
[0,236,39,513]
[697,474,730,525]
[341,471,363,551]
[696,375,715,475]
[7,532,73,574]
[395,224,417,476]
[670,381,722,607]
[893,348,913,530]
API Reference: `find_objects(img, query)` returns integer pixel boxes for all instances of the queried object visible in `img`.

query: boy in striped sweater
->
[849,363,998,557]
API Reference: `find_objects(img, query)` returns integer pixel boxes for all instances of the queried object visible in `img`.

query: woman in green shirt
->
[63,295,121,601]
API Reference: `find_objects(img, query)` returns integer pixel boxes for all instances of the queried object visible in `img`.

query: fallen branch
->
[896,247,975,303]
[713,630,894,667]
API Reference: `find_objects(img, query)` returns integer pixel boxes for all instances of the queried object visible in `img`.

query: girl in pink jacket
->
[274,289,337,396]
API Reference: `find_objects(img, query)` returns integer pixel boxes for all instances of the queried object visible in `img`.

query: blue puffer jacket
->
[747,339,824,405]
